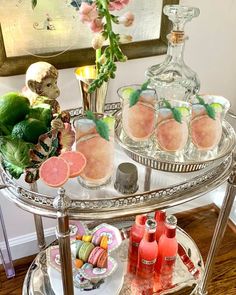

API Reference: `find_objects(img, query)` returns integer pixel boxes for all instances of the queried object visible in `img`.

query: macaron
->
[82,235,92,242]
[92,235,102,246]
[76,234,83,240]
[79,242,95,262]
[81,263,93,270]
[97,248,108,268]
[88,246,104,266]
[71,240,84,258]
[74,259,84,269]
[100,235,108,250]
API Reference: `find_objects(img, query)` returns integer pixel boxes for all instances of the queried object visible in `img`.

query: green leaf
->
[205,104,216,120]
[163,99,182,123]
[141,80,150,91]
[196,95,216,120]
[95,119,109,141]
[196,95,205,105]
[163,99,172,109]
[86,110,95,121]
[32,0,37,9]
[129,90,141,107]
[172,108,182,123]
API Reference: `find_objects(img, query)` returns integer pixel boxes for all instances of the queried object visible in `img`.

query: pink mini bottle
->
[156,215,178,289]
[127,214,147,274]
[137,219,158,279]
[154,210,166,242]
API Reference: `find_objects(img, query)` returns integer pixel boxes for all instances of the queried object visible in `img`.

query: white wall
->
[0,0,236,259]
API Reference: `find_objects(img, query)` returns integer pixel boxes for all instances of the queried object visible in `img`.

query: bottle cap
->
[135,214,147,226]
[154,210,166,222]
[114,162,138,194]
[166,215,177,228]
[145,219,157,231]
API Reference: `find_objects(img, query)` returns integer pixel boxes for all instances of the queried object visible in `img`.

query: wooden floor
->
[0,204,236,294]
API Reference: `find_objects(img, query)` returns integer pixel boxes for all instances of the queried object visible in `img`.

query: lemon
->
[176,106,190,117]
[210,103,223,113]
[103,116,115,130]
[12,118,48,144]
[121,87,135,100]
[0,92,30,126]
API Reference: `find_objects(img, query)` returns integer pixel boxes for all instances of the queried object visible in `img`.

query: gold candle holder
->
[75,65,108,113]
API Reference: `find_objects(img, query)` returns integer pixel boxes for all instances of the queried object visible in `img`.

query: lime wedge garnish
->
[122,87,135,100]
[210,103,223,113]
[102,116,115,130]
[176,107,190,117]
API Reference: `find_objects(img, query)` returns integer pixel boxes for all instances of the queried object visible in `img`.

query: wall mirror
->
[0,0,179,76]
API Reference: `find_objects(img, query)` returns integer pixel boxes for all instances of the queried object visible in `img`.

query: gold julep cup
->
[75,65,108,113]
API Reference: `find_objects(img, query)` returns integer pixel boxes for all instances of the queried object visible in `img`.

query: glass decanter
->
[146,5,200,101]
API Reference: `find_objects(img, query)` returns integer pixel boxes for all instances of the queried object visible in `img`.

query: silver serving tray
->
[115,110,236,173]
[23,221,204,295]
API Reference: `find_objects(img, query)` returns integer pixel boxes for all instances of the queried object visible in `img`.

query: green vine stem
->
[88,0,127,93]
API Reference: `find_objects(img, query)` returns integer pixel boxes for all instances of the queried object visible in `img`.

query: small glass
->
[117,85,157,147]
[74,115,114,188]
[155,100,191,155]
[190,95,230,151]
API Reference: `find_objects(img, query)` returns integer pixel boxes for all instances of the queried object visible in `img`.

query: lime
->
[210,103,223,113]
[0,92,30,125]
[12,118,48,144]
[176,107,190,117]
[121,87,135,100]
[28,103,52,127]
[102,116,115,130]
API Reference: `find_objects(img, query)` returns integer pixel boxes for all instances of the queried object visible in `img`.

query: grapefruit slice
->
[59,151,87,178]
[39,157,70,187]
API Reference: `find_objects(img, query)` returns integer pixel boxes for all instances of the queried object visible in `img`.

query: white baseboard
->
[1,183,236,261]
[0,227,56,261]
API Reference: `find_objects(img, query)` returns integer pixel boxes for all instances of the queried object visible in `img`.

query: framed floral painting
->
[0,0,179,76]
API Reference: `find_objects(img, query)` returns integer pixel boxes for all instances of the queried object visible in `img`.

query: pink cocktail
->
[75,116,114,188]
[190,95,230,150]
[155,100,190,152]
[118,85,157,143]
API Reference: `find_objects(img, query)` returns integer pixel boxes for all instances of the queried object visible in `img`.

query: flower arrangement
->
[32,0,134,93]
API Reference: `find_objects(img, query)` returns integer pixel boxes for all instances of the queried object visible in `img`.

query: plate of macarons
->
[46,221,123,292]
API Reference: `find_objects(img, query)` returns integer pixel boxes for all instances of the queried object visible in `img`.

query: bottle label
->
[141,258,156,265]
[132,241,139,247]
[164,256,176,261]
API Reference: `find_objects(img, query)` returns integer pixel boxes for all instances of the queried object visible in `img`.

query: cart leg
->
[196,160,236,295]
[53,188,74,295]
[33,214,46,251]
[29,183,46,250]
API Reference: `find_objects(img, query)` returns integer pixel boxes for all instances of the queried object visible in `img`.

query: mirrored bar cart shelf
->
[1,103,236,295]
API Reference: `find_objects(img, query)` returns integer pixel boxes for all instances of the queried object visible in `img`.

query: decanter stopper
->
[146,5,201,101]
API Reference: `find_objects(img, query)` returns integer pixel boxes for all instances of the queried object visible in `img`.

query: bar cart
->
[1,103,236,295]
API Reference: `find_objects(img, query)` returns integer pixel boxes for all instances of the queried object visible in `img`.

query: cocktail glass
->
[117,85,157,148]
[155,100,191,156]
[74,115,114,188]
[190,95,230,151]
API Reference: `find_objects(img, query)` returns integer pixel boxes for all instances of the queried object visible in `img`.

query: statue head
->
[26,61,60,100]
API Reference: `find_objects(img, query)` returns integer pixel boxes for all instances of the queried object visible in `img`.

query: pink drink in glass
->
[127,214,147,275]
[155,101,190,152]
[190,95,230,150]
[118,86,156,142]
[75,117,114,187]
[154,210,166,242]
[156,215,178,289]
[191,106,222,150]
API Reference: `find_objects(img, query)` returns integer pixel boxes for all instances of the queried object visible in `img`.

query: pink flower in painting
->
[109,0,130,11]
[118,12,134,27]
[89,18,104,33]
[79,2,98,23]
